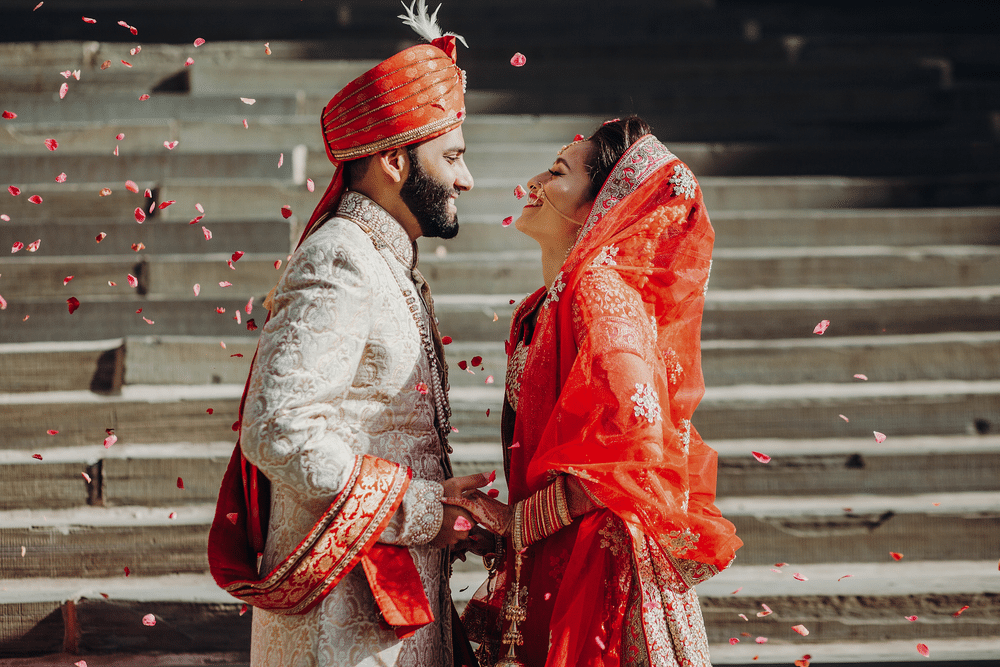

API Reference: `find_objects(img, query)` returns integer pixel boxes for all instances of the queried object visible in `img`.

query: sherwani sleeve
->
[241,235,443,547]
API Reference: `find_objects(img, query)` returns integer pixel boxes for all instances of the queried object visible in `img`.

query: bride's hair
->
[585,116,653,199]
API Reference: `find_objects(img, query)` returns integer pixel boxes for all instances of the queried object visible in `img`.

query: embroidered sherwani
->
[241,192,454,667]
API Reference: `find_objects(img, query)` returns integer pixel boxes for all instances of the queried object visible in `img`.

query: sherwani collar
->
[337,191,416,270]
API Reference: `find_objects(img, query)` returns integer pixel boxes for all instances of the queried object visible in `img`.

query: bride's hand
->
[442,489,513,537]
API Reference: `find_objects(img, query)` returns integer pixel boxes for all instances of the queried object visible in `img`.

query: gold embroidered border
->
[324,67,459,135]
[330,113,463,161]
[224,455,409,614]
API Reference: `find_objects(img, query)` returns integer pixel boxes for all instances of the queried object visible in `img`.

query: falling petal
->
[47,429,59,435]
[142,614,156,626]
[854,374,868,380]
[219,281,232,288]
[63,276,73,285]
[67,297,80,314]
[838,574,853,581]
[216,307,226,314]
[28,195,43,204]
[123,566,130,576]
[81,472,91,483]
[177,477,184,489]
[32,453,43,460]
[813,319,830,335]
[273,260,282,270]
[890,551,904,560]
[121,60,132,68]
[138,94,149,101]
[131,242,145,252]
[193,284,201,296]
[792,625,809,636]
[241,97,256,105]
[125,180,139,193]
[11,241,23,253]
[731,587,743,594]
[574,134,585,141]
[280,205,292,219]
[232,250,245,262]
[793,572,808,581]
[264,42,272,55]
[158,200,176,209]
[245,297,254,314]
[189,215,204,225]
[502,216,513,227]
[134,207,146,223]
[756,603,772,617]
[487,488,500,498]
[729,638,739,645]
[485,375,494,384]
[59,83,68,99]
[168,511,176,518]
[196,202,205,213]
[916,643,929,658]
[193,38,206,47]
[27,239,41,251]
[185,57,194,66]
[442,336,453,345]
[2,110,17,119]
[752,451,771,463]
[514,184,526,199]
[278,152,284,168]
[838,414,850,422]
[453,516,472,531]
[44,138,58,151]
[906,615,918,621]
[103,433,117,448]
[8,185,20,196]
[755,637,768,644]
[227,512,238,524]
[163,140,178,150]
[203,226,213,240]
[953,605,970,617]
[510,52,527,67]
[874,431,887,444]
[240,603,249,616]
[55,172,67,183]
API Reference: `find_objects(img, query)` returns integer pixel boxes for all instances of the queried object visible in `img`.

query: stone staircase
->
[2,1,1000,664]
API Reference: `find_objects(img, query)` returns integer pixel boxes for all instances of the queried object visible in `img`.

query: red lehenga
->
[463,136,743,667]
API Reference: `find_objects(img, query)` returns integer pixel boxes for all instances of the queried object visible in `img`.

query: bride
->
[451,117,743,666]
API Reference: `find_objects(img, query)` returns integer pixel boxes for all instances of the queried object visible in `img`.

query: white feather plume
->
[398,0,468,48]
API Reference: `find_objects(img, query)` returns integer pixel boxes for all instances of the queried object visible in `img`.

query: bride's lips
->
[523,193,543,208]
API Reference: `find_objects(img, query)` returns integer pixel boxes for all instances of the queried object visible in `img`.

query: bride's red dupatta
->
[466,136,742,666]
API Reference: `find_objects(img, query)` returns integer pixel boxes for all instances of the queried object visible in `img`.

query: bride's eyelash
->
[548,169,562,176]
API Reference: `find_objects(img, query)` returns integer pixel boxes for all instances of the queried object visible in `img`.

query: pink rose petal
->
[729,638,739,645]
[917,643,929,658]
[103,433,117,448]
[163,140,178,150]
[953,605,970,617]
[55,172,67,183]
[185,57,194,67]
[203,226,213,240]
[218,281,232,288]
[241,97,256,105]
[59,83,68,99]
[193,284,200,296]
[196,202,205,213]
[793,572,808,581]
[792,624,809,636]
[245,297,254,315]
[751,451,771,464]
[755,637,768,644]
[906,615,918,621]
[502,216,513,227]
[82,16,96,23]
[739,613,748,621]
[44,138,58,151]
[127,274,138,288]
[307,178,315,192]
[838,414,850,422]
[134,207,146,224]
[26,239,40,251]
[28,195,43,204]
[854,374,868,380]
[813,319,830,335]
[138,94,150,101]
[453,516,473,531]
[11,241,23,253]
[514,184,526,199]
[510,52,527,67]
[278,152,284,168]
[193,38,206,47]
[874,431,887,444]
[142,613,156,626]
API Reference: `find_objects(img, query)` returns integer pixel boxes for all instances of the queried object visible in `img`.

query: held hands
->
[442,489,513,537]
[428,473,492,548]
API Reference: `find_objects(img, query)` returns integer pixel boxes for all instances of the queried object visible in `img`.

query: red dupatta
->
[470,135,742,666]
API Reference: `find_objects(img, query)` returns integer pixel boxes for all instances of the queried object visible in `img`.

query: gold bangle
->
[555,476,573,526]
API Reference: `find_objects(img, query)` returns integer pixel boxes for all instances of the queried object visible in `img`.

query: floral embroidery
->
[599,517,629,557]
[664,348,683,386]
[544,271,566,308]
[593,244,620,266]
[505,341,530,411]
[630,383,662,423]
[668,164,697,200]
[679,418,692,454]
[665,528,700,555]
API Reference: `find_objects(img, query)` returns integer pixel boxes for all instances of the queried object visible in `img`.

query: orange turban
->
[304,32,466,236]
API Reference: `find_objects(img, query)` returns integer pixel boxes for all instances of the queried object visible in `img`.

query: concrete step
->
[1,254,284,298]
[2,490,996,577]
[3,284,999,344]
[0,218,294,257]
[428,286,1000,343]
[8,140,1000,181]
[6,330,995,394]
[445,379,1000,442]
[418,245,1000,292]
[4,433,998,511]
[418,208,1000,253]
[3,562,997,660]
[10,375,998,451]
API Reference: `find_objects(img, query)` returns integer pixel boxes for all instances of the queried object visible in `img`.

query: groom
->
[208,4,487,666]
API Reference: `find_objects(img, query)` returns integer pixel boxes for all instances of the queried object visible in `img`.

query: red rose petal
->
[890,551,904,560]
[11,241,23,253]
[28,195,42,204]
[134,207,146,224]
[729,638,739,645]
[487,488,500,498]
[193,37,206,47]
[916,643,929,657]
[953,605,970,617]
[32,453,43,460]
[226,512,238,524]
[751,451,771,464]
[138,94,150,101]
[510,52,526,67]
[442,336,453,345]
[246,318,257,331]
[63,276,73,285]
[501,216,513,227]
[207,407,215,414]
[813,319,830,335]
[67,297,80,314]
[574,134,585,141]
[47,429,59,435]
[55,172,67,183]
[123,566,130,576]
[103,433,117,448]
[176,477,184,489]
[203,226,213,240]
[8,185,20,196]
[2,110,17,119]
[457,360,468,371]
[121,60,132,68]
[44,138,58,151]
[82,16,96,23]
[906,615,918,621]
[280,205,292,219]
[232,250,245,262]
[189,215,204,225]
[158,200,176,209]
[514,184,526,199]
[131,242,145,252]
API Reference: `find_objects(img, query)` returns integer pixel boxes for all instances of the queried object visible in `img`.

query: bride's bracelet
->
[513,476,574,551]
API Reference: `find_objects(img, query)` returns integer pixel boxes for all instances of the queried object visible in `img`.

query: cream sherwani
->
[241,192,455,667]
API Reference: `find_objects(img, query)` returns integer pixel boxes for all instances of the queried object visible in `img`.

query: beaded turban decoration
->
[304,0,468,234]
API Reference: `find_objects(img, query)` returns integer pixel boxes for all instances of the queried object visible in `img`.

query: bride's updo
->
[584,116,654,199]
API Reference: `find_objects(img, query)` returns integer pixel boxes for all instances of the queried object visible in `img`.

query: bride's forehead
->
[555,140,594,164]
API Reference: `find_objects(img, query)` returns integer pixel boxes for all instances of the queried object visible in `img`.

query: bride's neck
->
[539,239,576,289]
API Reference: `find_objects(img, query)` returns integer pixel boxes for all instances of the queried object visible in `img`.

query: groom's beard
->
[400,149,460,239]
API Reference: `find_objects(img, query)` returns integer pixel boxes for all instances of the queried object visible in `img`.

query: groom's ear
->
[377,147,409,184]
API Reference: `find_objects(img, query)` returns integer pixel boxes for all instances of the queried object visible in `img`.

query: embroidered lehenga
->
[464,136,743,666]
